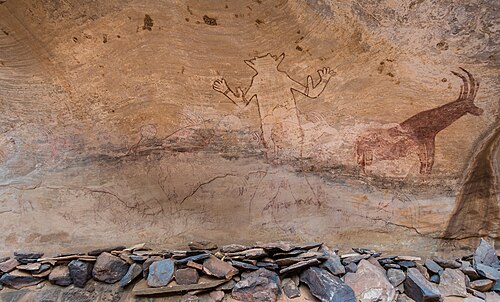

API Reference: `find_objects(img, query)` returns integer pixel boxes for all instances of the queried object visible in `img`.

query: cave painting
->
[213,53,335,160]
[356,68,483,174]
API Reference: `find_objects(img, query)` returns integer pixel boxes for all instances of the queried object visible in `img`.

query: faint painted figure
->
[356,68,483,174]
[213,53,335,160]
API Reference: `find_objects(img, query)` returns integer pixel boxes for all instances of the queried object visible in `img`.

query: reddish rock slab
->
[203,256,239,279]
[232,268,281,302]
[0,258,20,273]
[49,265,72,286]
[0,270,43,289]
[175,267,199,285]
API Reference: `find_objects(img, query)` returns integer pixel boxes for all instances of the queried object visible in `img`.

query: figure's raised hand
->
[213,78,230,94]
[318,67,336,82]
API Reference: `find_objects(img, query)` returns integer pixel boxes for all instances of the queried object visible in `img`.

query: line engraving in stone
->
[212,53,335,160]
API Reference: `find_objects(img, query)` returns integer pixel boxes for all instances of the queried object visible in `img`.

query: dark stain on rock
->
[187,6,193,15]
[185,18,189,22]
[387,72,394,77]
[441,78,447,82]
[73,37,78,43]
[436,41,449,51]
[2,29,9,36]
[102,34,108,43]
[296,45,303,51]
[143,14,153,31]
[443,124,499,240]
[203,15,217,26]
[255,19,264,25]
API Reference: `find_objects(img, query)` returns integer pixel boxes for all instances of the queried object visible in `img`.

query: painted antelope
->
[355,68,483,174]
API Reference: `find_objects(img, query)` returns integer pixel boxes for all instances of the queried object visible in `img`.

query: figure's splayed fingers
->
[318,67,335,82]
[213,78,229,94]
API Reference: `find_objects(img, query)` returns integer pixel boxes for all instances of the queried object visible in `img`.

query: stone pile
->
[0,240,498,301]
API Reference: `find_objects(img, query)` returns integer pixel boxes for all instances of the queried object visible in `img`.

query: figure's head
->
[452,68,484,117]
[244,53,285,71]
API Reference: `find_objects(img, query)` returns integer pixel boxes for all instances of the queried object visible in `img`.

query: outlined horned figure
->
[213,53,335,160]
[356,68,483,174]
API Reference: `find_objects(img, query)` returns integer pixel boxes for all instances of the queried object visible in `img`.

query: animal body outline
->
[355,68,483,175]
[213,53,335,160]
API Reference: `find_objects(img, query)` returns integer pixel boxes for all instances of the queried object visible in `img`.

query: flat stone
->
[147,259,175,287]
[416,263,430,280]
[217,279,237,291]
[68,259,93,288]
[345,262,357,273]
[404,268,442,302]
[0,258,20,273]
[220,244,249,253]
[130,255,147,262]
[461,266,480,280]
[467,287,486,299]
[14,251,43,261]
[473,239,499,268]
[203,256,239,279]
[282,278,300,298]
[475,263,500,280]
[396,293,415,302]
[16,263,41,271]
[425,259,444,275]
[300,267,356,302]
[210,290,225,302]
[49,265,72,286]
[232,268,281,302]
[432,258,461,269]
[279,258,320,275]
[485,292,500,302]
[187,260,204,271]
[226,248,268,259]
[353,247,379,255]
[342,254,371,265]
[181,294,199,302]
[142,256,162,278]
[385,264,402,269]
[397,256,422,262]
[0,257,9,263]
[92,252,130,284]
[119,263,142,287]
[388,268,407,287]
[438,268,467,298]
[175,267,199,285]
[230,260,259,270]
[345,259,396,302]
[398,261,417,269]
[255,241,322,253]
[470,279,494,292]
[175,252,211,265]
[319,245,345,276]
[492,280,500,292]
[256,262,279,270]
[0,270,43,289]
[88,246,126,256]
[188,240,218,251]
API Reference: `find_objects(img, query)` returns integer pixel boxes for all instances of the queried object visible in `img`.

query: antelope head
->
[452,68,484,116]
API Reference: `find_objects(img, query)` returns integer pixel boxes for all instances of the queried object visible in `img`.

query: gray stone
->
[92,252,130,284]
[462,266,480,280]
[300,267,356,302]
[485,292,500,302]
[0,270,43,289]
[437,268,467,297]
[430,274,440,284]
[147,259,175,287]
[492,280,500,292]
[210,290,225,302]
[49,265,72,286]
[232,268,281,302]
[432,258,461,269]
[473,239,499,268]
[398,261,417,269]
[470,279,494,292]
[230,260,259,270]
[319,245,345,276]
[13,251,43,263]
[68,259,93,288]
[388,268,407,287]
[424,259,443,275]
[404,268,442,302]
[282,278,300,299]
[220,244,249,253]
[476,263,500,280]
[345,262,357,273]
[175,267,199,285]
[345,259,396,302]
[119,263,142,287]
[175,252,211,265]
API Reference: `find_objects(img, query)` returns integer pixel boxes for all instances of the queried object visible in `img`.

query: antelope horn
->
[451,70,469,102]
[459,67,479,102]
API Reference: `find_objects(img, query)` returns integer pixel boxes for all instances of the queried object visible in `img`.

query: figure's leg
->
[423,138,435,174]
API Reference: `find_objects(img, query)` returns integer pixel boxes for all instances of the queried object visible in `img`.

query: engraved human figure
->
[213,53,335,160]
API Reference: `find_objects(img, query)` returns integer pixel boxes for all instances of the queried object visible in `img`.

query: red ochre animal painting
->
[213,53,334,160]
[356,68,483,174]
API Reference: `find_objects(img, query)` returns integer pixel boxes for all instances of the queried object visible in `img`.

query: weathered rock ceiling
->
[0,0,498,254]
